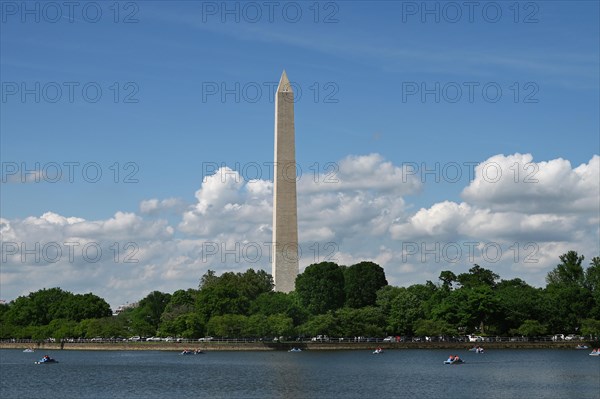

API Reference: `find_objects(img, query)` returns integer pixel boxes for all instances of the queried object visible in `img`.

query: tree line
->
[1,251,599,340]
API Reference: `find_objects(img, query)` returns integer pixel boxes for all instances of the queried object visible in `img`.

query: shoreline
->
[0,341,588,351]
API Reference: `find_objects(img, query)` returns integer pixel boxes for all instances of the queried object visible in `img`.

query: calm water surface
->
[1,349,598,398]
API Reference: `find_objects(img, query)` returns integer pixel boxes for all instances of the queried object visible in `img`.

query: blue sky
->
[1,1,599,307]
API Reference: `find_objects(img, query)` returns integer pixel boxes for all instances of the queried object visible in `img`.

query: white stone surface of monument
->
[272,70,299,293]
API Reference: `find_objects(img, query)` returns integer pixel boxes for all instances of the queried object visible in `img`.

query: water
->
[1,349,598,398]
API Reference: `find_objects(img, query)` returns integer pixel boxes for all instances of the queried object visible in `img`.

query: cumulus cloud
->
[140,198,186,214]
[1,153,598,307]
[462,153,599,214]
[386,154,599,287]
[299,153,422,194]
[179,167,272,238]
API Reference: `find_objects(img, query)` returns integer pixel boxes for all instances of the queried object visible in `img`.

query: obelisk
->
[272,70,299,293]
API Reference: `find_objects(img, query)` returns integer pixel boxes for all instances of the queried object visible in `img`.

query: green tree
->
[244,314,269,337]
[343,261,388,308]
[546,251,585,286]
[196,269,273,322]
[5,288,71,326]
[545,251,593,332]
[495,279,545,334]
[130,291,172,335]
[439,271,457,290]
[295,262,345,315]
[206,314,247,337]
[375,286,403,316]
[267,314,295,337]
[299,313,339,337]
[0,302,9,319]
[457,265,499,289]
[48,319,78,340]
[517,320,547,337]
[335,307,386,337]
[58,293,112,321]
[585,257,600,318]
[430,284,501,334]
[250,292,293,316]
[158,289,196,337]
[79,316,130,338]
[580,318,600,339]
[413,319,455,337]
[3,288,111,327]
[388,287,425,335]
[179,313,205,338]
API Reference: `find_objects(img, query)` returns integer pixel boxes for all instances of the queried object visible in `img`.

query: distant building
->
[112,302,139,316]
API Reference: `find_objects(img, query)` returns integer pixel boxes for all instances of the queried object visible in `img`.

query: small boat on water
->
[373,348,383,354]
[181,349,204,355]
[23,348,35,353]
[589,349,600,356]
[444,357,464,365]
[288,347,302,352]
[575,345,588,350]
[35,356,58,364]
[469,346,484,353]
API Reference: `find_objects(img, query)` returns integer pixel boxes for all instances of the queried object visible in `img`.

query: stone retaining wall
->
[0,341,584,351]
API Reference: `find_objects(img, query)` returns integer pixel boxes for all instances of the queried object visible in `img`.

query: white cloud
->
[140,197,185,214]
[299,153,422,195]
[1,153,598,307]
[462,153,599,214]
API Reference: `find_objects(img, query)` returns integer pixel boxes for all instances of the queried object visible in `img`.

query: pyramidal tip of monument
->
[277,70,292,93]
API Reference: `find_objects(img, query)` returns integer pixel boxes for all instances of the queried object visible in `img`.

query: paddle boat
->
[469,346,484,353]
[35,355,58,364]
[23,348,35,353]
[288,347,302,352]
[373,348,383,354]
[444,356,464,365]
[575,344,588,350]
[181,349,195,355]
[194,349,204,355]
[589,349,600,356]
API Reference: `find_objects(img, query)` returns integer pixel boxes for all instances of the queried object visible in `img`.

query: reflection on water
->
[1,349,598,398]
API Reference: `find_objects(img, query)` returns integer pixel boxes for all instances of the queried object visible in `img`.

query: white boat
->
[373,348,383,354]
[589,351,599,356]
[288,348,302,352]
[23,348,35,353]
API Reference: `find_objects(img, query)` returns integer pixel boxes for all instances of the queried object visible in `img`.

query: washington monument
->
[272,70,299,293]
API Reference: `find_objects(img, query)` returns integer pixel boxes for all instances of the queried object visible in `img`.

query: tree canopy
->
[1,251,599,340]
